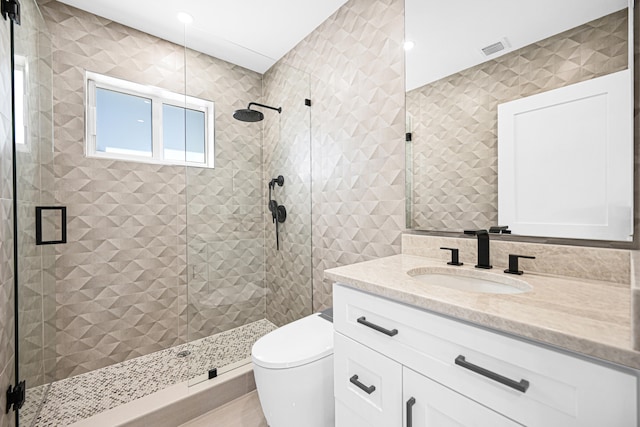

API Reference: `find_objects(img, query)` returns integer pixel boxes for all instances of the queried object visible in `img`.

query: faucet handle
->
[464,229,488,236]
[489,225,511,234]
[504,254,536,275]
[440,247,463,266]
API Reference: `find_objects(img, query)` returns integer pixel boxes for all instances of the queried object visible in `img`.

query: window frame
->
[85,71,215,168]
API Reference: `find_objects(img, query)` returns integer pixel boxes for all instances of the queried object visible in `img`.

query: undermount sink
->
[407,266,532,295]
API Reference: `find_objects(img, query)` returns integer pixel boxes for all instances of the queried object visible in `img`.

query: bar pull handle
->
[357,316,398,337]
[454,355,530,393]
[349,375,376,395]
[35,206,67,245]
[406,397,416,427]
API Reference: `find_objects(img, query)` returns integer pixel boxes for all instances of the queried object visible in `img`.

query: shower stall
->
[6,1,313,425]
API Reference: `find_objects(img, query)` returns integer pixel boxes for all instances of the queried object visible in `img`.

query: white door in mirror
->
[498,69,633,242]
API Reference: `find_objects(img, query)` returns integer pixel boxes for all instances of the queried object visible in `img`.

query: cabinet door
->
[403,367,521,427]
[334,332,402,427]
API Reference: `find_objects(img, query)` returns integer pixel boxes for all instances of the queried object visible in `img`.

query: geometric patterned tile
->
[30,0,410,405]
[10,4,637,427]
[408,10,629,232]
[34,1,409,404]
[263,63,313,327]
[276,0,407,311]
[36,0,267,385]
[10,3,637,427]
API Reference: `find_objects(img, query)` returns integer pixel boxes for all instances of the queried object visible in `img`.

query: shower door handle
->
[35,206,67,245]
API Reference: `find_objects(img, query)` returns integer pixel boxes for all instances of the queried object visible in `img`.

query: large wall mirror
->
[405,0,634,243]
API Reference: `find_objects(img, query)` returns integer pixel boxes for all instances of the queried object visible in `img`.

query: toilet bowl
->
[252,313,334,427]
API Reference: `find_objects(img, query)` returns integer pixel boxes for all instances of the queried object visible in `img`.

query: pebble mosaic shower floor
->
[21,319,277,427]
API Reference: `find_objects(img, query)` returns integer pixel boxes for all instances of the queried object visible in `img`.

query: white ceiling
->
[58,0,347,74]
[406,0,629,91]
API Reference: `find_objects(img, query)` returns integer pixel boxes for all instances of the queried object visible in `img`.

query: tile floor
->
[179,391,267,427]
[21,319,276,427]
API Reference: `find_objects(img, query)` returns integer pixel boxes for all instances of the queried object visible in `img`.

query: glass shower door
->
[184,60,313,385]
[12,1,55,425]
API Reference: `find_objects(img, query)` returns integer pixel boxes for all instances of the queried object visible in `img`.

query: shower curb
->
[69,361,257,427]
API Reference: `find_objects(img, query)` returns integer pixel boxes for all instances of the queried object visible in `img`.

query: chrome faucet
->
[464,229,492,269]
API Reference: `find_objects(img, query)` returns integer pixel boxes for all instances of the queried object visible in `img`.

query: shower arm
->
[248,102,282,114]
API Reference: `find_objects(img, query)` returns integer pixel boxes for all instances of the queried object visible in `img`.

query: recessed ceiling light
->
[177,12,193,24]
[404,40,415,51]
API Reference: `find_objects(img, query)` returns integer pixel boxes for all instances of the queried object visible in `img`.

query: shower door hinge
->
[1,0,21,25]
[305,99,311,106]
[6,380,25,413]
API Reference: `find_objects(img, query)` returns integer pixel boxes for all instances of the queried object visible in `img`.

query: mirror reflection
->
[405,0,633,241]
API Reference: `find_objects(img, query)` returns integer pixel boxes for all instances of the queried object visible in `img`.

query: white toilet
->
[252,313,334,427]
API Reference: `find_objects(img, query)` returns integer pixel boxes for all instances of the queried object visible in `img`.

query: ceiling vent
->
[482,41,505,56]
[480,37,511,57]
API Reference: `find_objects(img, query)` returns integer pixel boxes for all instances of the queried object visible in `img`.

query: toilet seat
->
[252,314,333,369]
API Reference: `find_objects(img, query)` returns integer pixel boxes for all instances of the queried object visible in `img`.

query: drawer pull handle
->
[406,397,416,427]
[357,316,398,336]
[455,355,530,393]
[349,375,376,394]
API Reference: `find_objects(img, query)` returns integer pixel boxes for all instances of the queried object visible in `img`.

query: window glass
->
[96,88,152,157]
[14,67,25,146]
[163,105,206,164]
[186,109,206,164]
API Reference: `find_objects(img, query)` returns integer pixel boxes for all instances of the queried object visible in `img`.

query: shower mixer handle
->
[268,176,286,250]
[269,175,284,188]
[275,205,287,224]
[268,176,284,223]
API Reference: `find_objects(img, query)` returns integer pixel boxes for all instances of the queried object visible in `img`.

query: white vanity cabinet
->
[333,283,638,427]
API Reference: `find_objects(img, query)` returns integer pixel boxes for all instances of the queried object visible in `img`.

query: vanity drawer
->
[334,332,402,427]
[333,283,638,427]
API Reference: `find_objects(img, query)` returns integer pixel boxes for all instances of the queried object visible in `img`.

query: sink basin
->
[407,266,532,294]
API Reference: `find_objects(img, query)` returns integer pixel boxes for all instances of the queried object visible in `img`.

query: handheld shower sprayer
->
[268,175,286,250]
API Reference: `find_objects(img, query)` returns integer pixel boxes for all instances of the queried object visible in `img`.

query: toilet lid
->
[252,314,334,369]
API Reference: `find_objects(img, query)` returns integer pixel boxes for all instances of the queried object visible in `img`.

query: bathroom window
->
[14,55,29,152]
[85,71,214,168]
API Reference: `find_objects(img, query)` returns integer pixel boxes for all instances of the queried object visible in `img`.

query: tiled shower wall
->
[0,12,16,427]
[262,64,312,326]
[275,0,407,310]
[407,10,629,232]
[33,0,407,381]
[183,51,266,342]
[37,0,265,380]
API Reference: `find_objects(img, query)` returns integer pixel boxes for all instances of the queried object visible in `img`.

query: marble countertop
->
[325,254,640,370]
